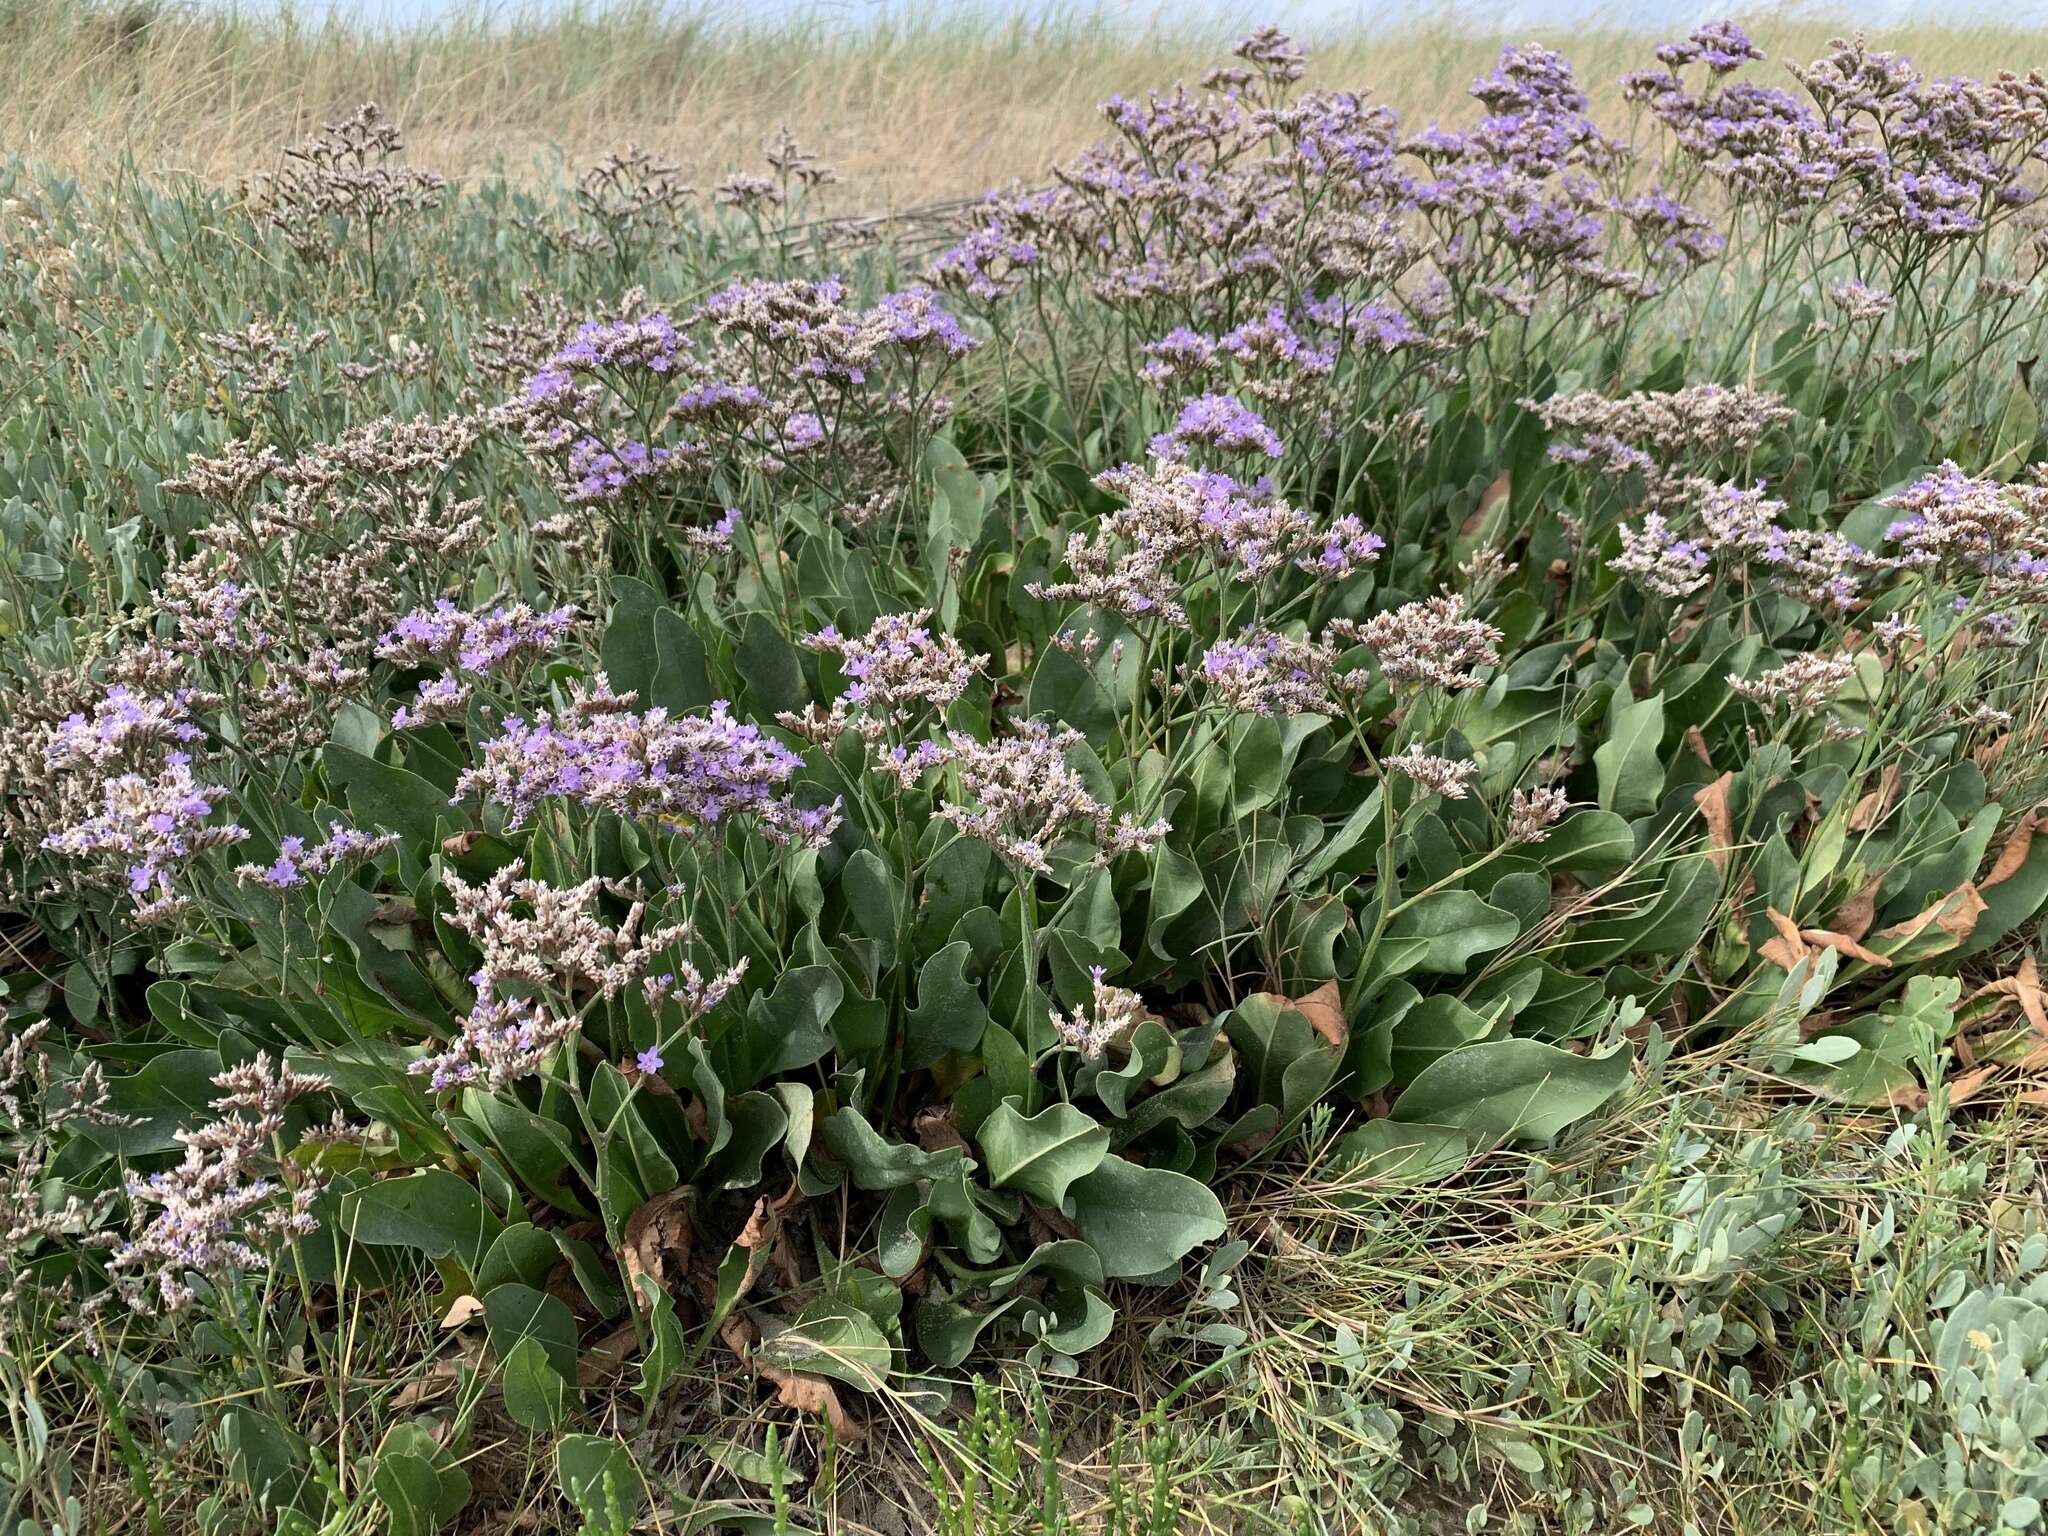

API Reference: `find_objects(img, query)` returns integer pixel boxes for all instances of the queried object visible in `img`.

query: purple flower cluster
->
[46,685,206,769]
[566,435,674,503]
[234,825,400,890]
[795,610,988,739]
[527,313,684,400]
[1656,20,1765,75]
[1198,630,1348,716]
[870,286,980,359]
[43,758,248,919]
[377,599,578,673]
[455,681,840,846]
[1150,393,1284,462]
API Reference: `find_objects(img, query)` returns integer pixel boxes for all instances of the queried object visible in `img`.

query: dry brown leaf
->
[391,1358,460,1410]
[1974,955,2048,1041]
[1798,928,1892,968]
[2020,955,2048,1040]
[1694,773,1735,871]
[621,1187,693,1311]
[720,1312,864,1442]
[914,1105,968,1154]
[1757,906,1811,971]
[1874,883,1988,948]
[1684,724,1714,767]
[1241,982,1347,1049]
[1848,765,1903,832]
[577,1321,639,1388]
[1833,872,1885,942]
[438,1294,484,1330]
[733,1189,804,1298]
[1975,732,2011,772]
[1946,1065,1997,1107]
[1984,811,2045,890]
[1460,471,1511,538]
[1293,980,1346,1048]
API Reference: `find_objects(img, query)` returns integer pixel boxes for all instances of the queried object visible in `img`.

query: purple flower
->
[379,600,577,673]
[870,286,979,358]
[636,1046,665,1074]
[1150,394,1284,462]
[456,679,840,847]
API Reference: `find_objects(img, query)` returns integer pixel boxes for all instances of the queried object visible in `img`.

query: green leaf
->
[755,1299,892,1391]
[1331,1121,1472,1187]
[977,1097,1109,1208]
[1391,1039,1632,1145]
[600,576,712,713]
[736,612,805,717]
[371,1424,470,1536]
[1222,994,1341,1130]
[483,1282,580,1382]
[322,743,446,848]
[904,939,989,1069]
[1594,693,1665,819]
[559,1435,645,1523]
[1374,890,1517,977]
[819,1106,967,1189]
[500,1335,568,1432]
[1067,1155,1225,1279]
[636,1278,686,1416]
[338,1170,504,1274]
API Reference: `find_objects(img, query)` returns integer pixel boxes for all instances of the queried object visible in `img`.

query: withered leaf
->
[621,1186,694,1310]
[1694,773,1735,871]
[1983,811,2045,890]
[1848,765,1903,832]
[1757,906,1810,971]
[1798,928,1891,968]
[1874,883,1987,948]
[1833,872,1885,942]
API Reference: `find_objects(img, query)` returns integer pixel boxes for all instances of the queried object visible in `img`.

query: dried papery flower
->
[1613,513,1711,598]
[1507,786,1570,843]
[110,1056,334,1312]
[408,863,710,1093]
[1336,593,1502,690]
[261,102,446,263]
[762,126,839,190]
[195,319,328,400]
[576,143,694,251]
[1531,384,1795,498]
[1384,744,1479,799]
[930,719,1169,876]
[159,439,289,505]
[442,861,691,1001]
[1827,280,1896,321]
[1050,967,1146,1058]
[1728,652,1860,713]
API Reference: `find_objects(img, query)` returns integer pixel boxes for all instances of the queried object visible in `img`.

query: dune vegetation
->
[7,8,2048,1535]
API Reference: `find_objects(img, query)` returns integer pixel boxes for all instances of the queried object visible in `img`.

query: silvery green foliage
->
[1928,1256,2048,1528]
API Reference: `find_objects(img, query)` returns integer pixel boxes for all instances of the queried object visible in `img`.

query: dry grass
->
[8,0,2048,209]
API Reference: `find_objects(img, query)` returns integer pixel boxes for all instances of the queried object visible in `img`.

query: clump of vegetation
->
[6,20,2048,1535]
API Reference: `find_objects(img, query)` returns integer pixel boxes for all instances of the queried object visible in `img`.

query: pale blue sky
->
[284,0,2048,30]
